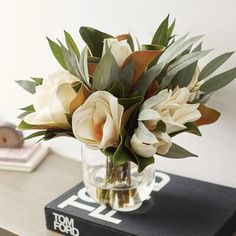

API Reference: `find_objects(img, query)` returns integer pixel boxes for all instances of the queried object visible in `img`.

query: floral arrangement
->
[17,15,236,173]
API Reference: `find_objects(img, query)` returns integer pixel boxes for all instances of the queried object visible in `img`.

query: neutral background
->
[0,0,236,187]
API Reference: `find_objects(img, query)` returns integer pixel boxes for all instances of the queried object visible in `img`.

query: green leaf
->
[160,50,211,90]
[152,15,169,46]
[135,34,203,95]
[16,80,37,94]
[17,110,34,119]
[199,52,234,80]
[79,26,113,57]
[103,146,116,156]
[160,34,203,64]
[113,129,137,166]
[24,131,46,140]
[19,104,35,111]
[155,120,166,132]
[120,60,135,95]
[31,77,43,85]
[16,120,34,131]
[58,41,76,76]
[47,37,67,69]
[142,44,165,51]
[64,30,80,60]
[200,67,236,93]
[118,93,143,110]
[108,80,124,98]
[170,122,202,137]
[92,50,119,90]
[161,143,198,158]
[167,19,176,40]
[136,155,155,172]
[177,43,202,88]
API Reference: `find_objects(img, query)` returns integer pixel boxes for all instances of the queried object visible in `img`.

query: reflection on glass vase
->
[81,144,155,212]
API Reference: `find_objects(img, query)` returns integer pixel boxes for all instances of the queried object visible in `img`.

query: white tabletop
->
[0,152,82,236]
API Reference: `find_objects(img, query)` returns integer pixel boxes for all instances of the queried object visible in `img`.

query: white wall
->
[0,0,236,187]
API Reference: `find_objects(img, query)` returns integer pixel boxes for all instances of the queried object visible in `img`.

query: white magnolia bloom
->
[131,88,201,157]
[72,91,124,150]
[176,66,205,102]
[102,38,132,67]
[24,70,78,128]
[130,122,172,157]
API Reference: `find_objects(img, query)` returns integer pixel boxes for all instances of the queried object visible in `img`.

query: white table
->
[0,152,82,236]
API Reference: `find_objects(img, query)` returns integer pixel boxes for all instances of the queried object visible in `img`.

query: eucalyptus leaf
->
[160,50,211,89]
[136,155,155,172]
[79,26,113,57]
[79,47,90,86]
[47,37,67,69]
[17,110,34,119]
[16,80,37,94]
[58,41,76,76]
[64,30,80,60]
[200,67,236,93]
[199,52,234,80]
[93,50,119,90]
[177,43,202,88]
[160,143,198,158]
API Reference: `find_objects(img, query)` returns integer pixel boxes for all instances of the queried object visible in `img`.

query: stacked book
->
[0,143,48,172]
[0,121,48,172]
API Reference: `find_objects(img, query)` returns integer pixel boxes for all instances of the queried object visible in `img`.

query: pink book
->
[0,143,40,163]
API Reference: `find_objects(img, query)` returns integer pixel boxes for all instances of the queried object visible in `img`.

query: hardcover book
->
[45,171,236,236]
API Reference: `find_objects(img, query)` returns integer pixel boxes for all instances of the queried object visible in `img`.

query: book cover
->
[45,171,236,236]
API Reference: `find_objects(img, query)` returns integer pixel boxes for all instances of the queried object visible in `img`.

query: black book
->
[45,171,236,236]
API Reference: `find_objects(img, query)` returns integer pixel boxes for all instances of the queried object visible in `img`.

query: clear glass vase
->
[81,144,155,212]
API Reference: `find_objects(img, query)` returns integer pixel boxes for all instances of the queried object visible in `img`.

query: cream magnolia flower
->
[24,70,78,128]
[130,122,172,157]
[131,88,201,157]
[102,38,132,67]
[175,66,205,102]
[72,91,124,150]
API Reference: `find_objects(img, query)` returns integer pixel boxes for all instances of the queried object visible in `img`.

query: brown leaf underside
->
[122,50,163,88]
[195,104,221,126]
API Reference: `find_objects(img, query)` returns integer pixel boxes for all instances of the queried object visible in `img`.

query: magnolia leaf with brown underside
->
[145,80,159,99]
[122,50,163,88]
[70,85,90,114]
[195,104,221,126]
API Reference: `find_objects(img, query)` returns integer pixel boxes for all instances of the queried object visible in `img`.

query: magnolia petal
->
[141,89,171,111]
[138,109,161,121]
[130,133,157,158]
[23,111,55,126]
[172,103,200,123]
[155,132,172,155]
[165,120,186,134]
[135,122,159,144]
[98,114,118,149]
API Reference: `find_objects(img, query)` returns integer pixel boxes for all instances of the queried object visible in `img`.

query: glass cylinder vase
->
[81,144,155,212]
